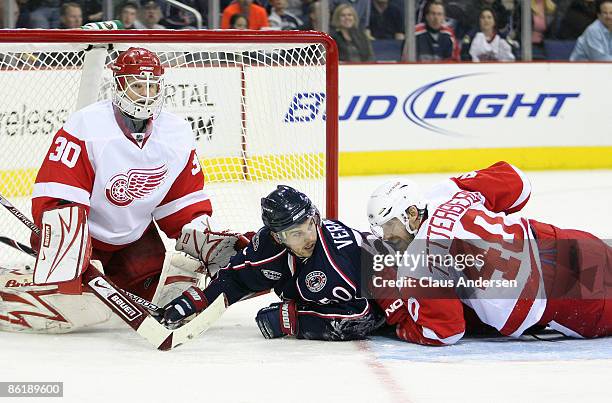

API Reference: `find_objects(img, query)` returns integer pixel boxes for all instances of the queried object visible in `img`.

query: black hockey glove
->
[255,301,298,339]
[162,286,208,327]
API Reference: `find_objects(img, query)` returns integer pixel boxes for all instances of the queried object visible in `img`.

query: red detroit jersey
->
[381,162,544,345]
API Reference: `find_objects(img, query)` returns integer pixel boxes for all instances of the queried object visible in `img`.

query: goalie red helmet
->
[112,47,165,120]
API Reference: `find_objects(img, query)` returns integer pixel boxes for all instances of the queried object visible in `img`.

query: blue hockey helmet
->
[261,185,318,233]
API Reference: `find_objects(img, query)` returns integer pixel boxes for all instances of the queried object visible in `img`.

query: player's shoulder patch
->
[250,227,284,258]
[252,229,262,252]
[260,269,282,281]
[253,234,259,251]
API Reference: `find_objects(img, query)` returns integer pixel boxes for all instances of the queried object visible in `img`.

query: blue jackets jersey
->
[202,219,386,340]
[415,22,460,61]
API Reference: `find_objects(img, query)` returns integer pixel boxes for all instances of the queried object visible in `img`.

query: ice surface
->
[2,170,612,403]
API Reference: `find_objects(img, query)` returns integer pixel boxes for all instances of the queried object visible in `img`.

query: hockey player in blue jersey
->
[161,185,386,340]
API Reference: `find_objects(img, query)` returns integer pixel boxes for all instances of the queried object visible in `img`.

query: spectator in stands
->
[230,13,249,28]
[269,0,303,29]
[533,0,557,44]
[117,2,139,29]
[286,0,308,21]
[416,0,470,36]
[59,2,83,28]
[222,0,269,29]
[86,3,102,24]
[441,1,471,40]
[331,3,375,61]
[0,0,20,28]
[406,0,460,61]
[370,0,405,39]
[465,0,510,35]
[69,0,102,24]
[135,1,166,29]
[331,0,372,32]
[161,0,207,29]
[302,0,322,30]
[14,0,30,28]
[416,0,427,22]
[465,7,515,61]
[28,0,61,28]
[570,0,612,60]
[557,0,598,39]
[513,0,557,59]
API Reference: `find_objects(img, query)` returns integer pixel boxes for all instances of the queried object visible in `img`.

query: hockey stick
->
[0,235,163,314]
[0,235,36,257]
[0,194,227,350]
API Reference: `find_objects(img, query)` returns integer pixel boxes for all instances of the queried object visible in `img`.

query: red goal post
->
[0,30,338,264]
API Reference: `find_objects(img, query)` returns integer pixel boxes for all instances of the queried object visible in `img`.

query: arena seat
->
[372,39,403,62]
[543,40,577,61]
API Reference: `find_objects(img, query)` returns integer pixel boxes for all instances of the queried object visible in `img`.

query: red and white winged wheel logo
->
[105,165,168,207]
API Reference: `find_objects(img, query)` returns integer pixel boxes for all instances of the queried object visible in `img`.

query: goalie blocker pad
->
[152,252,205,308]
[34,205,92,288]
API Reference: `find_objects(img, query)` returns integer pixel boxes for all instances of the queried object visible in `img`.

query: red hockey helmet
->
[111,47,165,120]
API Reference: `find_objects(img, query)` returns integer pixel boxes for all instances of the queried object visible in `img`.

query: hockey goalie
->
[0,47,246,334]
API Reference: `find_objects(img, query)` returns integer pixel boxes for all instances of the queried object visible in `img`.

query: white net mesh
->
[0,38,333,265]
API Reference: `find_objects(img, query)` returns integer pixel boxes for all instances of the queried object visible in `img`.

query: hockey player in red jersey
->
[0,47,243,334]
[368,161,612,345]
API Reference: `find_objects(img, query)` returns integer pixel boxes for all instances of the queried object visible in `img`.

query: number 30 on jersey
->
[48,136,81,168]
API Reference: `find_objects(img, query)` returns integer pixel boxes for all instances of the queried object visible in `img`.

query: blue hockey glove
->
[255,301,298,339]
[162,286,208,327]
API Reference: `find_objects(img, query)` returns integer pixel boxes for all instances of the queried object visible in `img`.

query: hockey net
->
[0,31,338,265]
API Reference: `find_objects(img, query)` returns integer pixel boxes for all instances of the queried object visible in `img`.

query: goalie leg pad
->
[1,266,111,333]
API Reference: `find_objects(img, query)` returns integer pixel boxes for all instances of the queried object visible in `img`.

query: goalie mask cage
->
[0,30,338,264]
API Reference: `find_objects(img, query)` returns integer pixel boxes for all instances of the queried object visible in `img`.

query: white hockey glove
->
[34,205,91,288]
[175,215,249,276]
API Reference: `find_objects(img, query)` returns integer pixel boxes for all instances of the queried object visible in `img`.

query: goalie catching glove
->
[175,215,250,276]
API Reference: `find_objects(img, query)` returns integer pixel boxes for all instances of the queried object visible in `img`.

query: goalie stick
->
[0,234,268,336]
[0,235,163,314]
[0,194,227,350]
[0,235,36,256]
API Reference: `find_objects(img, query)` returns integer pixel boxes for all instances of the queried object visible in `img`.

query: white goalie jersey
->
[31,99,213,252]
